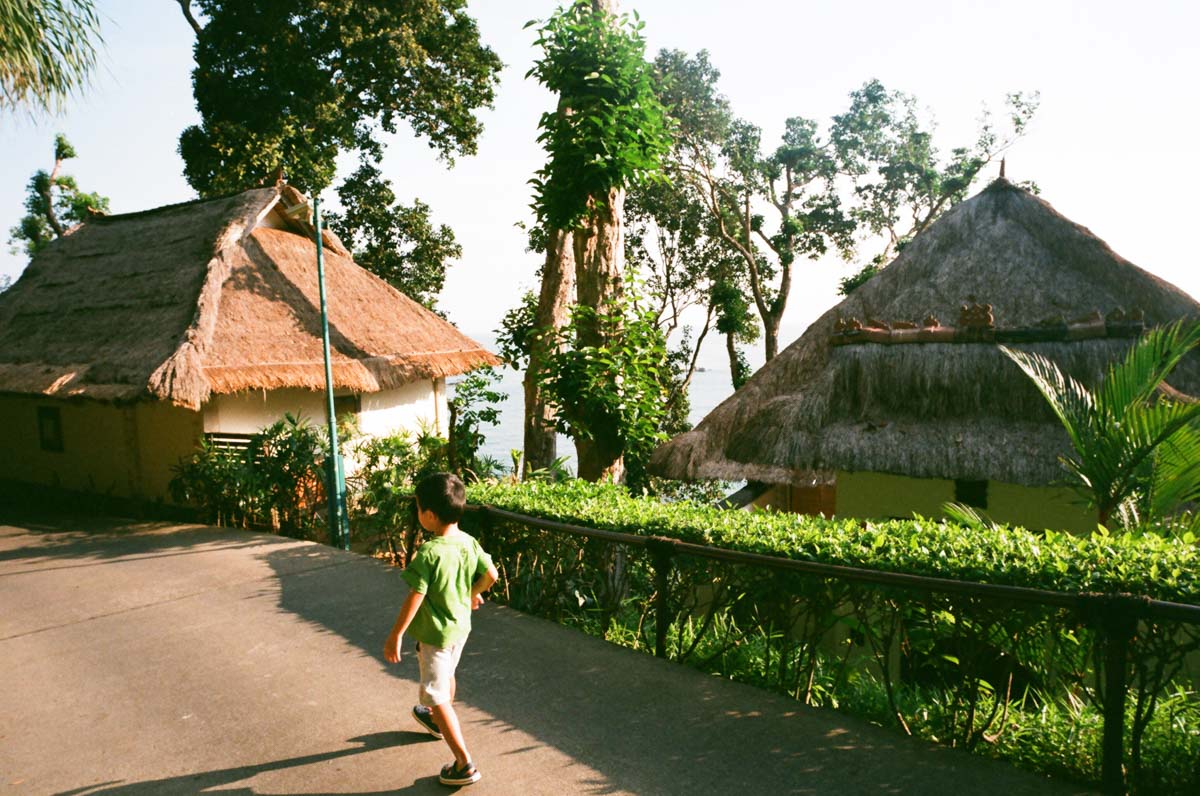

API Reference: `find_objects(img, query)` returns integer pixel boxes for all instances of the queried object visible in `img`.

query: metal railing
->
[465,502,1200,796]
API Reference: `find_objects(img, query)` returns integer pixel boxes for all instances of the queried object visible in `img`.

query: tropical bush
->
[169,414,327,538]
[449,480,1200,793]
[1003,320,1200,534]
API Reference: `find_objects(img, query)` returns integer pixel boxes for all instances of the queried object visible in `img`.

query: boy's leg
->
[431,702,470,767]
[418,641,471,766]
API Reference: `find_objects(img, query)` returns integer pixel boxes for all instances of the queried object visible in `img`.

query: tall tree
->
[834,81,1039,294]
[325,163,461,311]
[527,0,671,482]
[8,134,109,256]
[635,49,759,388]
[684,113,854,362]
[174,1,501,307]
[1,0,101,114]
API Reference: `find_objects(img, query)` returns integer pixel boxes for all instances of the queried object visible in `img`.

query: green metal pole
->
[313,197,351,550]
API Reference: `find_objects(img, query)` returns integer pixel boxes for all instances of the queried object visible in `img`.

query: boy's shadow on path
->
[59,732,449,796]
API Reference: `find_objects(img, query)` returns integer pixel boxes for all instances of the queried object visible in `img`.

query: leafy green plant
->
[9,134,109,256]
[170,414,327,537]
[444,479,1200,791]
[1002,320,1200,531]
[526,1,672,231]
[538,295,671,492]
[348,428,446,563]
[447,366,506,480]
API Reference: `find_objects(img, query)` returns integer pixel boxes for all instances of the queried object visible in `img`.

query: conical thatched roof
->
[651,179,1200,487]
[0,185,497,409]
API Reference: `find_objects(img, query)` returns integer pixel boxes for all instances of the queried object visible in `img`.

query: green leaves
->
[537,292,672,491]
[8,134,109,257]
[1,0,101,115]
[465,480,1200,604]
[1001,321,1200,531]
[528,1,672,230]
[180,1,503,196]
[325,163,460,310]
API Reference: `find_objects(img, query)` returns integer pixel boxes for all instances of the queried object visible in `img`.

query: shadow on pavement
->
[57,732,442,796]
[253,542,1081,795]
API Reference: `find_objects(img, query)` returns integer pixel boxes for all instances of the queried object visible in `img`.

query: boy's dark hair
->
[415,472,466,525]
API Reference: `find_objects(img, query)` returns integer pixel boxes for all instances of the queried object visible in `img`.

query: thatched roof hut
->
[0,185,497,410]
[651,179,1200,488]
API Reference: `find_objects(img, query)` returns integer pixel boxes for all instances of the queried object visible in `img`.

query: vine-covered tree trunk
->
[574,186,626,482]
[523,228,575,474]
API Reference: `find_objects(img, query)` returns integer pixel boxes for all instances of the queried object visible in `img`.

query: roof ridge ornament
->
[830,306,1146,346]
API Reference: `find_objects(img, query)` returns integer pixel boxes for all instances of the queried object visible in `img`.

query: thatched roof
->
[0,185,497,409]
[651,179,1200,487]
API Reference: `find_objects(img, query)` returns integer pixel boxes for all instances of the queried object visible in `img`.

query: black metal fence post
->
[1092,595,1139,796]
[646,536,677,659]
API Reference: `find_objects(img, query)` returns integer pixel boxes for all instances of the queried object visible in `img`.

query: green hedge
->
[466,480,1200,604]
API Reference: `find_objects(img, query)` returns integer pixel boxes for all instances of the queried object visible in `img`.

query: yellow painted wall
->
[987,482,1097,534]
[0,395,135,496]
[133,400,205,500]
[0,395,202,502]
[833,470,1096,532]
[835,471,956,520]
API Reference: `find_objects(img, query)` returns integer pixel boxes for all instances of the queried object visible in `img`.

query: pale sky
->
[2,0,1197,370]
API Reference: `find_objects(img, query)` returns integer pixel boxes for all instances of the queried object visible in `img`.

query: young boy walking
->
[383,472,498,786]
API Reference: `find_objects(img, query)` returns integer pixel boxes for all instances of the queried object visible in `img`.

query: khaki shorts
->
[416,640,465,707]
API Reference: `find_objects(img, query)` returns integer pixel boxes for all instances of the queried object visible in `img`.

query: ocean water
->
[451,362,738,474]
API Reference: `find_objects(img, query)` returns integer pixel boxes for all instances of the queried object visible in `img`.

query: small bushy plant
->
[170,414,327,538]
[451,479,1200,793]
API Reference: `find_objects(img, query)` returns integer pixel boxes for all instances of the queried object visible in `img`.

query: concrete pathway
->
[0,510,1094,795]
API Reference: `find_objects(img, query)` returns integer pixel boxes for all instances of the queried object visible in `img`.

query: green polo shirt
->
[402,532,494,648]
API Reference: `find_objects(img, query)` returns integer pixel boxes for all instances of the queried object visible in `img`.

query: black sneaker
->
[439,760,481,786]
[412,705,443,739]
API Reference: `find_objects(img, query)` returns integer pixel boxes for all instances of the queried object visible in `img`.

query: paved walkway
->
[0,510,1093,795]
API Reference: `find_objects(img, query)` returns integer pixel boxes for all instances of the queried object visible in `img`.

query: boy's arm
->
[470,563,499,610]
[383,589,425,663]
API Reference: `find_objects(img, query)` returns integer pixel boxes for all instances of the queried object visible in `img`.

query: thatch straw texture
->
[0,187,497,409]
[650,179,1200,487]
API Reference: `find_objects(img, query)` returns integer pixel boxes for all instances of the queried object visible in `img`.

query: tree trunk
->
[763,310,780,362]
[725,331,744,389]
[573,187,626,483]
[523,228,575,475]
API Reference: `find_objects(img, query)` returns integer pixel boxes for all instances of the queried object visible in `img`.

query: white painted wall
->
[359,379,445,438]
[202,381,446,438]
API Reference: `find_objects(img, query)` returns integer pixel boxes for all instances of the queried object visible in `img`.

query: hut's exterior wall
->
[834,471,1096,532]
[986,481,1096,534]
[203,381,446,438]
[835,472,955,520]
[360,378,446,437]
[0,395,201,501]
[133,400,206,500]
[751,483,836,517]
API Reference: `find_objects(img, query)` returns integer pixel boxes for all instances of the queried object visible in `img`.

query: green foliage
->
[538,296,672,492]
[0,0,101,114]
[448,367,507,480]
[350,428,447,563]
[495,289,539,370]
[1002,320,1200,531]
[325,163,461,309]
[169,414,328,538]
[832,80,1039,269]
[451,479,1200,791]
[8,133,109,257]
[464,480,1200,602]
[837,262,879,296]
[179,0,503,197]
[527,1,672,230]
